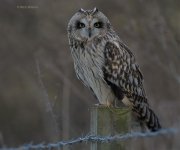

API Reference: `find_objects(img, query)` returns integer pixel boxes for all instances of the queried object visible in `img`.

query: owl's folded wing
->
[103,41,146,102]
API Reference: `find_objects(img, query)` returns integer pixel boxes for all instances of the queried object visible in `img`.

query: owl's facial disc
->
[75,16,106,41]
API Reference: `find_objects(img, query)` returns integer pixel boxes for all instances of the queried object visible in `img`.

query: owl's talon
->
[94,103,109,108]
[94,103,101,106]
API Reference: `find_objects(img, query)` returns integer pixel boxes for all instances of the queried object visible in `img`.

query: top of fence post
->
[90,105,140,150]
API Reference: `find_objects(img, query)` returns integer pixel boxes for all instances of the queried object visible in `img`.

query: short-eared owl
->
[67,8,161,131]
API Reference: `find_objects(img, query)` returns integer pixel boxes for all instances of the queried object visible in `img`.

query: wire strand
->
[0,128,179,150]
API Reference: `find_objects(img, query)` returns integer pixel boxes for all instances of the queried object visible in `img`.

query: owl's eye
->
[76,22,85,29]
[94,22,103,28]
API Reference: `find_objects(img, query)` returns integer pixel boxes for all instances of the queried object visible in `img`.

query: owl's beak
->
[88,28,92,38]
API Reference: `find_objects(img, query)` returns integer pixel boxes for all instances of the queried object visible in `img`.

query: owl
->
[67,8,161,131]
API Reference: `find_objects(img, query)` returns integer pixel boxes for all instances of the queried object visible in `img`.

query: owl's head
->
[67,8,111,42]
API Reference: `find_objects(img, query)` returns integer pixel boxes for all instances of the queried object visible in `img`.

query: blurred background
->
[0,0,180,149]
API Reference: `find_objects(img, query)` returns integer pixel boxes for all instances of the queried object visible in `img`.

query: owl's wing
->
[103,41,146,102]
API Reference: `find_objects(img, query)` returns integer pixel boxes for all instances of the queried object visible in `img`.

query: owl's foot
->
[94,103,102,106]
[94,103,112,108]
[94,103,108,107]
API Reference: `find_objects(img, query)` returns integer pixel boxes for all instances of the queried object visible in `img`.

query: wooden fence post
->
[90,105,140,150]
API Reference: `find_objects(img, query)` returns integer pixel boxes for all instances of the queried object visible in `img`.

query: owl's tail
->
[132,100,161,132]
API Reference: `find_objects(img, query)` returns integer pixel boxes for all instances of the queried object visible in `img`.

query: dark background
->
[0,0,180,149]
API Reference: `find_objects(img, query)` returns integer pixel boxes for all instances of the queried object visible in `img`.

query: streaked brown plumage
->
[67,8,161,131]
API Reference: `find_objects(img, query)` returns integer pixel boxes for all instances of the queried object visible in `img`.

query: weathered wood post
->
[90,105,140,150]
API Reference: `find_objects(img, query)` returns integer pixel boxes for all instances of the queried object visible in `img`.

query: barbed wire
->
[0,128,179,150]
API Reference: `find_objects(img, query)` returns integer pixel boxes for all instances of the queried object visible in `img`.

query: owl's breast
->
[80,47,103,77]
[71,40,105,84]
[71,40,116,105]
